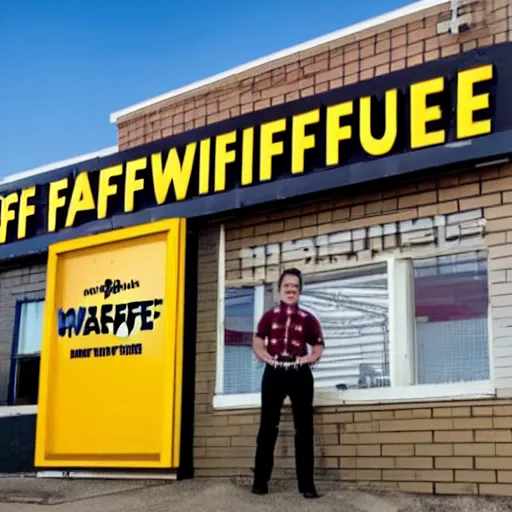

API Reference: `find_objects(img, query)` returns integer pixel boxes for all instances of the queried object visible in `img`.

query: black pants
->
[253,363,315,492]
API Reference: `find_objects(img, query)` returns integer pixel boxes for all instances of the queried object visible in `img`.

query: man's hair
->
[278,267,303,292]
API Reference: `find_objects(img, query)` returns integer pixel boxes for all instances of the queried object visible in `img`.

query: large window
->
[215,249,492,408]
[300,265,390,391]
[9,300,45,406]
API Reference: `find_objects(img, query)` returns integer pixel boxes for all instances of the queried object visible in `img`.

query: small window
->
[413,251,490,385]
[222,286,273,395]
[9,300,45,405]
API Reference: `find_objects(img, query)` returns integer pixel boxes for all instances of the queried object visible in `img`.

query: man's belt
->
[269,354,307,369]
[276,354,298,363]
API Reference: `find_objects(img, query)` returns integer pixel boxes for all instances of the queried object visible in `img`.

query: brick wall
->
[0,261,47,405]
[116,0,510,150]
[111,0,512,496]
[193,163,512,496]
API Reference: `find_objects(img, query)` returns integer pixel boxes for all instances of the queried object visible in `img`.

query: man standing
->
[251,268,324,499]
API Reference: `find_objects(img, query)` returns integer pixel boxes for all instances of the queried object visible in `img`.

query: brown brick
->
[452,407,472,418]
[357,457,394,469]
[483,177,512,194]
[455,444,495,457]
[399,482,433,493]
[372,411,394,421]
[324,445,356,457]
[380,419,452,432]
[479,484,512,495]
[383,470,415,482]
[435,457,473,469]
[322,412,354,424]
[435,431,474,443]
[418,201,458,217]
[354,412,372,422]
[415,470,454,482]
[395,457,433,469]
[456,470,496,483]
[383,444,414,456]
[492,443,512,457]
[460,194,501,210]
[357,445,381,457]
[453,418,493,430]
[473,406,494,417]
[205,437,231,447]
[391,59,406,72]
[494,406,512,416]
[412,409,432,419]
[439,183,479,201]
[494,417,512,429]
[395,410,414,419]
[475,430,512,444]
[359,432,432,444]
[416,444,453,457]
[436,483,478,495]
[433,408,452,418]
[340,457,357,469]
[477,457,512,470]
[486,204,512,220]
[398,191,436,209]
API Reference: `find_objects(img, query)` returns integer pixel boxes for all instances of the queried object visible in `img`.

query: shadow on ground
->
[1,476,512,511]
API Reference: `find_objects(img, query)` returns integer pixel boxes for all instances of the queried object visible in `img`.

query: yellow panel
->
[35,219,186,469]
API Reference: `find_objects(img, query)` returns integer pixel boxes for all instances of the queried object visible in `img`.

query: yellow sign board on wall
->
[35,218,186,469]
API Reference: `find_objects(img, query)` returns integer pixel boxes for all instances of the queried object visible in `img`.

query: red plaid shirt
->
[256,301,324,357]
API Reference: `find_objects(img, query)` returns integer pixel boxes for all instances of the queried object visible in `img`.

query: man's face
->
[280,274,301,305]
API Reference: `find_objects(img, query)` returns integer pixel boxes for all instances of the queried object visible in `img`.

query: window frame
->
[8,298,45,407]
[213,224,495,410]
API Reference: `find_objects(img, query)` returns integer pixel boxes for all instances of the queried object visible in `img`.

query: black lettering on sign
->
[71,343,143,360]
[70,348,92,359]
[57,298,163,338]
[83,278,141,299]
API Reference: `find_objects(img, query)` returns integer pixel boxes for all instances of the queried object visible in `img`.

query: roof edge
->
[1,145,119,186]
[109,0,448,124]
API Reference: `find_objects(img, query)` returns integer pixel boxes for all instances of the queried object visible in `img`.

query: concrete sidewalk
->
[1,476,512,511]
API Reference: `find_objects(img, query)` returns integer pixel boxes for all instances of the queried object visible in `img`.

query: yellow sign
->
[35,218,186,469]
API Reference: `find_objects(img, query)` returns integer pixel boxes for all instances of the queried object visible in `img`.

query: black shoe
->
[251,482,268,495]
[302,489,321,499]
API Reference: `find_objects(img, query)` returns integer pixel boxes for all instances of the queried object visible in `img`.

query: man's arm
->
[298,314,325,364]
[252,310,274,364]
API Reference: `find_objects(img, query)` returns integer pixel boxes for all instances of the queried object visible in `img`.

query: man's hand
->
[253,336,275,364]
[298,344,324,365]
[260,351,275,365]
[297,354,318,365]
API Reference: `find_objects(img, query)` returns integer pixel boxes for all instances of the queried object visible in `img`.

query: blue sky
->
[0,0,412,177]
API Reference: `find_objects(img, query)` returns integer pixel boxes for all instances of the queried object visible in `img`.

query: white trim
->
[109,0,449,123]
[37,470,177,481]
[0,146,118,186]
[213,380,496,410]
[214,224,226,395]
[0,405,37,418]
[487,251,496,384]
[389,257,416,386]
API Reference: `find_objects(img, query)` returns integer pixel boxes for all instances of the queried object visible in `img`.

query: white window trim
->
[0,405,38,418]
[213,380,496,410]
[214,224,226,396]
[214,226,494,409]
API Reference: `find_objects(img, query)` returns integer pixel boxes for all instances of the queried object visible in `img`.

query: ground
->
[1,477,512,511]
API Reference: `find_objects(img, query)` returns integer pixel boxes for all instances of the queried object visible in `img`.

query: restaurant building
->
[2,0,512,497]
